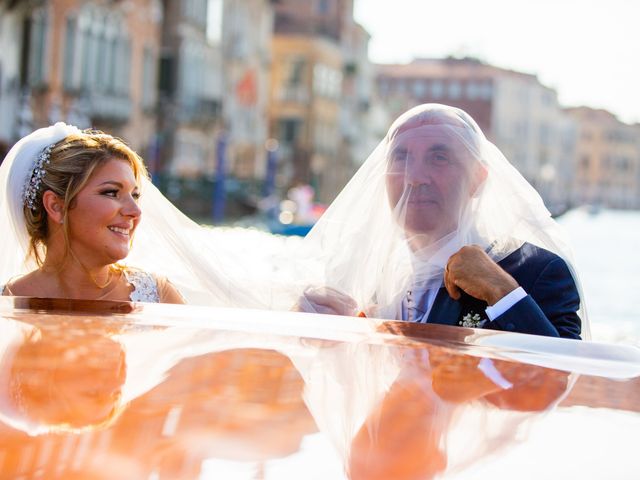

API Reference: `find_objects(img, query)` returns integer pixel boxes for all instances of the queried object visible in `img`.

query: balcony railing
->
[179,97,222,124]
[277,87,309,104]
[87,92,132,123]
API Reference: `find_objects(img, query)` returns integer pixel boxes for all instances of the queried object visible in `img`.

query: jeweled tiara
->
[23,144,53,211]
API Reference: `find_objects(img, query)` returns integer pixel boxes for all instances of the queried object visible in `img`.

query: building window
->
[448,81,461,99]
[618,157,629,171]
[431,80,444,99]
[288,58,306,87]
[542,91,554,105]
[94,20,107,91]
[539,124,550,145]
[313,64,341,99]
[480,82,493,100]
[104,24,118,92]
[63,16,78,91]
[412,80,426,98]
[183,0,208,28]
[141,46,156,110]
[466,81,479,100]
[26,8,49,88]
[114,37,131,96]
[317,0,330,14]
[279,118,301,144]
[280,58,308,102]
[581,155,590,169]
[72,7,130,96]
[378,78,389,96]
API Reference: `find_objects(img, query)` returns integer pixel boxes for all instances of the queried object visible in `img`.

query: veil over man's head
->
[302,104,588,335]
[384,104,488,251]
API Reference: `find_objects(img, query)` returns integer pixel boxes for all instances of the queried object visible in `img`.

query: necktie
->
[405,279,442,323]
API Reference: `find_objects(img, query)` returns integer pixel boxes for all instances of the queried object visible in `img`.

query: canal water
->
[559,208,640,345]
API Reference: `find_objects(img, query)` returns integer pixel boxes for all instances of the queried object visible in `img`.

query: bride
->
[0,122,314,308]
[0,122,310,307]
[0,123,185,303]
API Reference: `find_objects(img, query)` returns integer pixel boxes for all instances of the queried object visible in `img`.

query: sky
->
[354,0,640,124]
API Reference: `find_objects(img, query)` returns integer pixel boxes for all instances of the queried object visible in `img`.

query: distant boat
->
[270,222,314,237]
[587,203,602,216]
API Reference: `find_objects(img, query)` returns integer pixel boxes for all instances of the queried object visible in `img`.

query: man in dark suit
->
[382,106,582,340]
[298,104,583,340]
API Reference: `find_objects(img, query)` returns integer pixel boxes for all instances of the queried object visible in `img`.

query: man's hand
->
[444,245,519,305]
[292,286,358,316]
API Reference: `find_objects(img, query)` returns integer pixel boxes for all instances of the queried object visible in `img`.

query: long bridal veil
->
[0,106,589,338]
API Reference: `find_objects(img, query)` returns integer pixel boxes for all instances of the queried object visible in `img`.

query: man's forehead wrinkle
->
[391,134,458,152]
[389,128,480,158]
[389,109,468,138]
[391,143,451,155]
[428,143,450,152]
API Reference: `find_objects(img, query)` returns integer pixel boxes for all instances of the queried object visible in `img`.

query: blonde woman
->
[0,123,184,303]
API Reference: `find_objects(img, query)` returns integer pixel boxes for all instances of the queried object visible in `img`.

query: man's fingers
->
[444,267,461,300]
[305,292,356,310]
[301,288,358,316]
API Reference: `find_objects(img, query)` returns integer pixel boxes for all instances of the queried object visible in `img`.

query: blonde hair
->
[24,131,148,266]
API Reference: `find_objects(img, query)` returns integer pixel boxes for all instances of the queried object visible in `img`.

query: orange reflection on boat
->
[0,296,639,479]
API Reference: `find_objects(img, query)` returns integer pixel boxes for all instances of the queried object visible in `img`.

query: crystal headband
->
[23,144,53,211]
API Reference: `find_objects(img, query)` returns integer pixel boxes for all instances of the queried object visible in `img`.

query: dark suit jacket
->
[425,243,582,339]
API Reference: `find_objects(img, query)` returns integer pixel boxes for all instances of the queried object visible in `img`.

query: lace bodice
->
[0,269,160,303]
[123,269,160,303]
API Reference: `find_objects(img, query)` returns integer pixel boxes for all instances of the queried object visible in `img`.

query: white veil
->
[0,123,82,280]
[0,109,588,338]
[300,104,589,337]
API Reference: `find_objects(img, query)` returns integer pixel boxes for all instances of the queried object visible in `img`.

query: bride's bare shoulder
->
[2,271,44,296]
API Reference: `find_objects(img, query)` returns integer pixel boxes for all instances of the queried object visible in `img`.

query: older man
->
[300,104,583,340]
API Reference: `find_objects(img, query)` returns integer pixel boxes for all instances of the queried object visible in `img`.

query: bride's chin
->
[105,248,130,264]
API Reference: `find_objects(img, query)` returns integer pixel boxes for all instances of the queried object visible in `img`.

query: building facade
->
[0,0,162,156]
[157,0,222,178]
[566,107,640,209]
[0,1,23,154]
[269,0,370,203]
[220,0,275,181]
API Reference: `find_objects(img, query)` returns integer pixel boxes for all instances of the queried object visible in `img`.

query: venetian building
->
[338,6,376,169]
[376,57,577,212]
[157,0,223,178]
[565,107,640,209]
[0,1,24,156]
[0,0,162,156]
[269,0,368,203]
[219,0,276,184]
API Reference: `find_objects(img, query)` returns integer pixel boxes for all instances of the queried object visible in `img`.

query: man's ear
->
[42,190,64,224]
[469,163,488,198]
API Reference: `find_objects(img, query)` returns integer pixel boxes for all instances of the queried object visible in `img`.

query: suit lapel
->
[425,288,462,326]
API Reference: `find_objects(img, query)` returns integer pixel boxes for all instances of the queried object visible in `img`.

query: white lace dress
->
[0,269,160,303]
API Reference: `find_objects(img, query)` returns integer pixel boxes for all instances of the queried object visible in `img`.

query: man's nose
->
[405,157,432,186]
